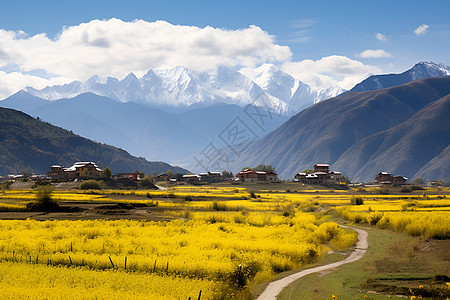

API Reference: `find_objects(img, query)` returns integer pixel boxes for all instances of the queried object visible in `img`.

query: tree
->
[140,175,155,188]
[341,175,351,184]
[412,177,425,185]
[20,170,32,178]
[104,167,112,178]
[166,170,175,178]
[30,185,59,211]
[301,169,313,174]
[222,170,234,178]
[253,164,276,172]
[35,185,54,206]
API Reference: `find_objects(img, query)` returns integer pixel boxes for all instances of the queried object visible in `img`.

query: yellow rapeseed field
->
[0,184,447,298]
[0,186,360,298]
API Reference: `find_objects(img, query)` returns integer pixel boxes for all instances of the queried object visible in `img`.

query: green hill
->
[0,107,188,175]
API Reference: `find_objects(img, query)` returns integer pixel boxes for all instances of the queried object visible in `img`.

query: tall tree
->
[104,167,112,178]
[253,164,276,172]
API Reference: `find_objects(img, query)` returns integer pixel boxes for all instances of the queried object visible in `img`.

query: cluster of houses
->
[182,171,225,184]
[178,169,280,184]
[374,172,407,184]
[294,164,343,184]
[3,160,413,187]
[49,162,143,181]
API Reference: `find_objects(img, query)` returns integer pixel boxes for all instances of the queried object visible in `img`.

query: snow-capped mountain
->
[24,66,293,115]
[350,61,450,92]
[23,65,346,116]
[410,61,450,78]
[250,64,345,112]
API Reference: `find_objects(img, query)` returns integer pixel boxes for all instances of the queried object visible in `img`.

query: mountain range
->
[0,92,289,163]
[1,61,449,181]
[0,107,188,175]
[218,77,450,182]
[22,65,344,116]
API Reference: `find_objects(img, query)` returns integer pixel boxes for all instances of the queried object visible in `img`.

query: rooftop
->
[314,163,330,167]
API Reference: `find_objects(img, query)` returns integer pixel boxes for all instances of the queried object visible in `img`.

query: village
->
[0,161,417,188]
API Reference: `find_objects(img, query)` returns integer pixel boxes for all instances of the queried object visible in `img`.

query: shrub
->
[29,185,59,212]
[350,196,364,205]
[1,181,12,191]
[140,175,155,188]
[282,204,295,217]
[378,187,390,194]
[80,180,102,190]
[35,185,54,205]
[353,214,364,224]
[400,187,411,193]
[368,212,383,226]
[212,200,228,211]
[410,185,424,191]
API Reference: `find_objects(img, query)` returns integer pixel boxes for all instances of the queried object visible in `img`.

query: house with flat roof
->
[374,172,408,184]
[49,162,104,180]
[236,169,278,183]
[294,163,343,184]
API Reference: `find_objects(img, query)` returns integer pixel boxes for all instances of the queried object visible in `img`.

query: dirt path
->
[256,226,368,300]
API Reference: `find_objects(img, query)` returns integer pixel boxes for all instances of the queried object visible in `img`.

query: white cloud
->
[0,71,71,99]
[0,18,383,97]
[282,55,380,90]
[376,32,387,42]
[0,18,291,86]
[414,24,429,36]
[358,49,393,58]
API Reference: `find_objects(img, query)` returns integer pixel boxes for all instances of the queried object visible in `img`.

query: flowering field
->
[0,185,448,298]
[331,193,450,239]
[0,186,360,299]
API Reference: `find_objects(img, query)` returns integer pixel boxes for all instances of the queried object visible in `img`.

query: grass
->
[252,243,354,298]
[277,224,450,299]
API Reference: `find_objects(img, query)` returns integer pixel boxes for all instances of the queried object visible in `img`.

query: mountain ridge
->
[219,77,450,181]
[0,92,289,164]
[19,65,344,116]
[350,61,450,93]
[0,107,188,175]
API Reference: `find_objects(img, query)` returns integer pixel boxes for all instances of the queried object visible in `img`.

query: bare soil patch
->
[0,201,178,221]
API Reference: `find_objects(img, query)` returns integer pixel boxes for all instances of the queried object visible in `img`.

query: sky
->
[0,0,449,99]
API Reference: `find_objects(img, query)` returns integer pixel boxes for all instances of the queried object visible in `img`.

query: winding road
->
[256,226,368,300]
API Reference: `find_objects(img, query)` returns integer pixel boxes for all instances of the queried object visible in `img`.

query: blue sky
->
[0,0,449,98]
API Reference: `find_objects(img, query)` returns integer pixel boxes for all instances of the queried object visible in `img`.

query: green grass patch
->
[277,225,450,299]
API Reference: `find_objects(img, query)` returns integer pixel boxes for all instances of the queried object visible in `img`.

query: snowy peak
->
[350,61,450,93]
[251,63,345,112]
[21,64,347,115]
[410,61,450,79]
[23,66,292,115]
[252,64,297,100]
